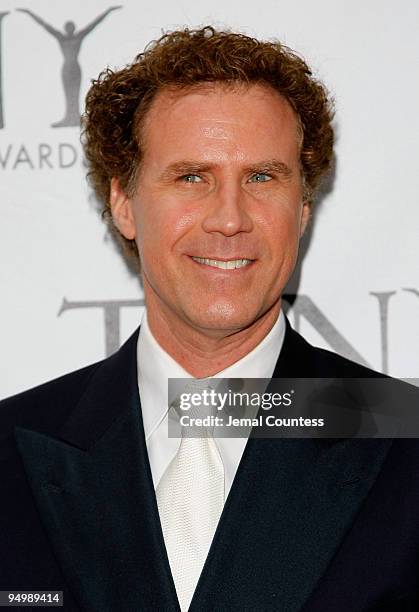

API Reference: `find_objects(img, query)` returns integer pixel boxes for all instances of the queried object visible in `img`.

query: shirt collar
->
[137,309,286,440]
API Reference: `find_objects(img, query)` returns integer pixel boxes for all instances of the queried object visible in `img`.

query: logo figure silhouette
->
[0,12,9,129]
[17,7,122,127]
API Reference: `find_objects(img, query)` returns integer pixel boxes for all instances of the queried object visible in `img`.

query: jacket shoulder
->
[0,326,140,440]
[285,325,386,379]
[311,345,385,378]
[0,360,105,438]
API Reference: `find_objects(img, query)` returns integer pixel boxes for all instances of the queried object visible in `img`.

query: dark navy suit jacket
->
[1,320,419,611]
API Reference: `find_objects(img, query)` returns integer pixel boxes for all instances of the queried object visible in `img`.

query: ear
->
[299,200,311,237]
[110,177,136,240]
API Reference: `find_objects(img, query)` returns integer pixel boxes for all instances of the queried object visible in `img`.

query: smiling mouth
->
[191,256,254,270]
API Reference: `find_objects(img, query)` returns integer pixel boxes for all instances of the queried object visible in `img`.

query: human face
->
[111,83,309,337]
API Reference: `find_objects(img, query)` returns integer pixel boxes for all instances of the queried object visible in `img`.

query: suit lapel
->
[15,330,180,612]
[190,320,393,611]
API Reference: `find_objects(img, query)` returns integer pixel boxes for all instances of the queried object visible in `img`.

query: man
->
[1,26,418,612]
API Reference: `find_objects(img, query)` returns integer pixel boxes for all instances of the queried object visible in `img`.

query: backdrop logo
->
[0,6,122,129]
[58,290,419,374]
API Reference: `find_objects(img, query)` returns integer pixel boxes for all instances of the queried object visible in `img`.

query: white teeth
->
[192,257,252,269]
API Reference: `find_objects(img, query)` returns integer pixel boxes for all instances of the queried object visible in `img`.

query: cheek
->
[133,197,198,255]
[256,204,302,247]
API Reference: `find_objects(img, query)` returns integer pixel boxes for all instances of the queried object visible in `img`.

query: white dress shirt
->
[137,309,286,497]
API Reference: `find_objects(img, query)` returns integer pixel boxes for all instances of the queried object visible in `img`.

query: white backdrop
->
[1,0,418,399]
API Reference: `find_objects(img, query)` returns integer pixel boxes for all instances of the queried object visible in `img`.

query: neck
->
[145,298,281,378]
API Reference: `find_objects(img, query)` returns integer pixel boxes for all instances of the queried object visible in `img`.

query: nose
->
[201,181,254,236]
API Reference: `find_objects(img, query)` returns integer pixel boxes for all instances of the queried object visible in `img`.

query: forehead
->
[139,82,301,160]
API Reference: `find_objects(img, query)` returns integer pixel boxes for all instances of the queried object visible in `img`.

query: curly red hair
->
[82,26,334,260]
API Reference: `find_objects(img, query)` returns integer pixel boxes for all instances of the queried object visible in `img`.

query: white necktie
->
[156,386,225,611]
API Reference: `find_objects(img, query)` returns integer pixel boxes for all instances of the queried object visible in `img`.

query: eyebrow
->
[243,159,293,179]
[159,158,293,181]
[159,161,213,182]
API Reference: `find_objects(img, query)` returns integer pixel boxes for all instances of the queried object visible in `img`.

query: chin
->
[186,300,258,334]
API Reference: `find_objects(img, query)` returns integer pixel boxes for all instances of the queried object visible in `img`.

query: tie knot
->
[170,379,220,438]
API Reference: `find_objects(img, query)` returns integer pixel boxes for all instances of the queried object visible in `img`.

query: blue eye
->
[182,174,203,183]
[250,173,272,183]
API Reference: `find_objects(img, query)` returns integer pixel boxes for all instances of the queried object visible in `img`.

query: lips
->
[191,256,253,270]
